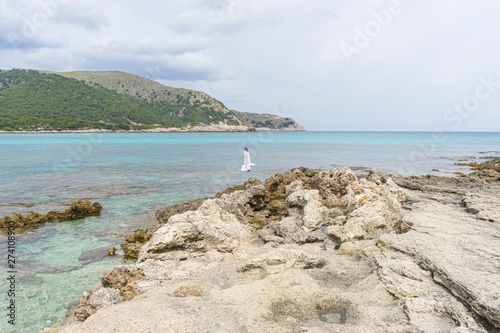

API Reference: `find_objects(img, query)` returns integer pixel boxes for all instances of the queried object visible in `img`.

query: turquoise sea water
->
[1,131,500,332]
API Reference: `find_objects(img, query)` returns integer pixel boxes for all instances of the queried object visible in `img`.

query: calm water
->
[1,131,500,332]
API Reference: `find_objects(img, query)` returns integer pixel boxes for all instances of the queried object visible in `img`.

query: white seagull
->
[241,147,256,172]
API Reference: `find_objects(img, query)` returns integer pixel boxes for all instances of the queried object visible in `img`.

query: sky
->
[1,0,499,131]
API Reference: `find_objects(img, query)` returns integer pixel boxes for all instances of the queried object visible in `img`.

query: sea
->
[1,131,500,332]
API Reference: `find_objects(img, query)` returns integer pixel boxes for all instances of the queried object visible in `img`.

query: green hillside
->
[43,70,229,112]
[0,69,304,131]
[0,69,44,91]
[0,73,161,130]
[232,110,303,130]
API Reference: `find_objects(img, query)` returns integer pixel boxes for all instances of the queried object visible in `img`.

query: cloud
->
[1,0,499,130]
[53,4,109,31]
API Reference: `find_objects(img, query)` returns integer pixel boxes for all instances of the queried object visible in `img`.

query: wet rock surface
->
[44,168,500,333]
[0,201,102,229]
[456,158,500,183]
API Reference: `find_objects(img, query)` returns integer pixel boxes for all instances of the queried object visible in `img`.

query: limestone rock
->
[155,197,208,225]
[67,284,122,324]
[463,192,500,222]
[101,265,145,301]
[325,177,405,243]
[314,167,358,198]
[88,285,122,310]
[138,193,259,262]
[240,249,321,274]
[292,166,316,178]
[170,284,205,297]
[47,167,500,333]
[264,169,312,200]
[120,242,142,259]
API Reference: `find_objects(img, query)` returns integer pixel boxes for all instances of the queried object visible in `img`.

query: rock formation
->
[1,201,102,229]
[42,168,500,333]
[457,158,500,183]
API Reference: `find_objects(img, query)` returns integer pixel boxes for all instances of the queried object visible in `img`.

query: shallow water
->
[0,131,499,332]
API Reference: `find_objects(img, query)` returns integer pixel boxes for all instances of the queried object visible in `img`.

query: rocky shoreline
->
[0,124,306,134]
[42,163,500,333]
[0,201,102,229]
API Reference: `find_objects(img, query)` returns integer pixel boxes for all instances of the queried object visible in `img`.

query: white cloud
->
[1,0,500,130]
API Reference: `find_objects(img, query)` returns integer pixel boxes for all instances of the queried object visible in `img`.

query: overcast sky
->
[1,0,499,131]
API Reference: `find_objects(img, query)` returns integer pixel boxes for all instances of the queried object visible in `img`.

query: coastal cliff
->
[42,166,500,332]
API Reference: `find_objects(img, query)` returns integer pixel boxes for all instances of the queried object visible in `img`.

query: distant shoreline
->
[0,127,306,134]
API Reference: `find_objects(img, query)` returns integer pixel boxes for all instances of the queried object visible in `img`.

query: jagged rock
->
[101,265,145,301]
[240,249,321,274]
[108,247,116,256]
[121,229,150,258]
[325,177,405,243]
[89,285,122,310]
[284,179,304,195]
[0,201,102,228]
[67,284,123,324]
[367,166,379,179]
[264,169,312,200]
[120,242,142,259]
[138,192,260,262]
[155,197,208,225]
[247,184,268,210]
[246,210,270,229]
[292,166,316,177]
[477,158,500,172]
[257,228,284,244]
[314,167,358,198]
[121,198,208,260]
[215,177,263,197]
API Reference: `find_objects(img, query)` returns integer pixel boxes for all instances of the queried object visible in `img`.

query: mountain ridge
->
[0,69,305,132]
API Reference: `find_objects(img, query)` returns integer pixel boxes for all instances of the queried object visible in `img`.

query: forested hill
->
[0,69,304,131]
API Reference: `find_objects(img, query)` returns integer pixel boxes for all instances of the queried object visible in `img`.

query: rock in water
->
[78,246,113,264]
[108,247,116,256]
[478,158,500,172]
[461,158,500,183]
[0,201,102,228]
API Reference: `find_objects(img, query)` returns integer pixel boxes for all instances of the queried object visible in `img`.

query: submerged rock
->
[78,246,113,264]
